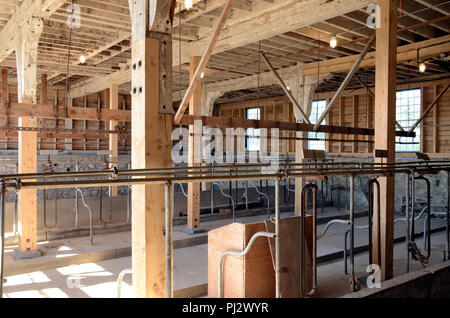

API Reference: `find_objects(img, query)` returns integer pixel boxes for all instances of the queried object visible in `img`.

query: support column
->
[290,70,331,215]
[186,56,202,232]
[129,0,174,298]
[15,17,43,258]
[373,0,397,281]
[109,83,119,196]
[65,100,73,151]
[200,88,222,192]
[1,69,8,150]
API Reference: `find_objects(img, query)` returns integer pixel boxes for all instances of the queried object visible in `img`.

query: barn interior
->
[0,0,449,299]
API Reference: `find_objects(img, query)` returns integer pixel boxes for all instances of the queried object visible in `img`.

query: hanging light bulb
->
[419,62,426,73]
[286,86,291,91]
[329,35,337,49]
[79,55,86,64]
[184,0,193,10]
[201,72,205,79]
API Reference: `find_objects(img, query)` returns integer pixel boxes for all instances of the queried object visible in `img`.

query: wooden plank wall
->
[218,97,296,154]
[217,79,450,156]
[0,85,131,151]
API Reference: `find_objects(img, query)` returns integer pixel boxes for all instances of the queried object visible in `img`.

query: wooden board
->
[265,216,313,298]
[208,222,275,298]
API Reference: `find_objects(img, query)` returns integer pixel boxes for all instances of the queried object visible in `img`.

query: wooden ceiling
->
[0,0,448,103]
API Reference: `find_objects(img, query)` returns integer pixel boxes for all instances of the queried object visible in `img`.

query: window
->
[308,99,327,150]
[396,89,421,152]
[246,107,260,151]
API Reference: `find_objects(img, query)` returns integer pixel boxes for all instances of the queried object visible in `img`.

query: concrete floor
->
[3,206,449,298]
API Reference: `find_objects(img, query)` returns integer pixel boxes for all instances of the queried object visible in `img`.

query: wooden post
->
[434,85,439,153]
[129,0,174,298]
[15,17,43,257]
[373,0,397,281]
[109,83,118,196]
[1,69,7,150]
[187,56,201,231]
[40,74,47,149]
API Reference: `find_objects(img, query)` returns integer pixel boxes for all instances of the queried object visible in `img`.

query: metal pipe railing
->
[447,170,450,261]
[0,181,5,298]
[117,268,132,298]
[76,189,93,245]
[212,183,235,222]
[252,181,270,219]
[1,161,450,298]
[165,182,173,298]
[218,231,276,298]
[301,182,318,298]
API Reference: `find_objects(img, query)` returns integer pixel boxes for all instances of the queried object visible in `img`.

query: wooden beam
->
[354,73,405,132]
[407,82,450,135]
[261,53,310,124]
[304,35,450,76]
[71,0,372,99]
[0,0,65,63]
[1,69,7,149]
[174,0,235,124]
[313,34,375,130]
[187,56,202,231]
[109,83,118,196]
[0,102,131,122]
[129,0,174,298]
[179,114,413,137]
[15,16,43,256]
[373,0,397,282]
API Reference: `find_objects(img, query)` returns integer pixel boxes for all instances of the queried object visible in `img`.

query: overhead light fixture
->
[419,62,426,73]
[286,86,291,91]
[329,35,337,49]
[79,55,86,64]
[185,0,193,10]
[201,72,205,79]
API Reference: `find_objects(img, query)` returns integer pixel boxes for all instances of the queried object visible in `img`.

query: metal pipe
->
[2,160,449,182]
[0,180,5,298]
[317,219,350,240]
[253,181,270,219]
[76,189,93,244]
[275,178,280,298]
[218,231,275,298]
[405,172,410,272]
[349,175,357,292]
[165,182,173,298]
[447,170,450,261]
[75,162,79,230]
[212,183,235,222]
[127,185,131,224]
[415,176,431,258]
[117,268,132,298]
[300,182,318,297]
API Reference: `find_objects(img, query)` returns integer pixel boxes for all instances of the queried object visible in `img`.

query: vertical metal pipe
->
[446,170,450,261]
[368,179,373,265]
[165,182,173,298]
[245,180,248,213]
[411,174,416,240]
[0,181,5,298]
[405,173,410,272]
[349,175,356,292]
[210,182,214,215]
[75,162,79,229]
[311,185,318,295]
[321,181,324,214]
[275,178,280,298]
